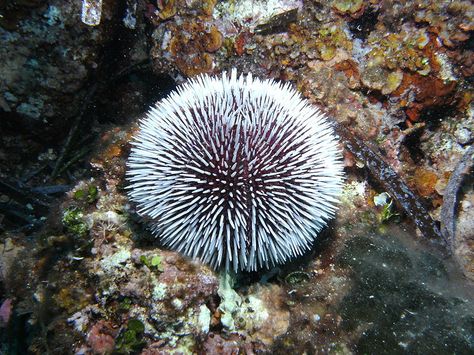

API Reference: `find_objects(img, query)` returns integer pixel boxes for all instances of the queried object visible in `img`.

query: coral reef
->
[1,0,473,353]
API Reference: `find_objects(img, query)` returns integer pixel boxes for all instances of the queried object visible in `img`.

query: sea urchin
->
[127,69,344,272]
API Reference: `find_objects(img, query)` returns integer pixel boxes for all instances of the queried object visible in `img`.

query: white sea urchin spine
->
[127,69,344,272]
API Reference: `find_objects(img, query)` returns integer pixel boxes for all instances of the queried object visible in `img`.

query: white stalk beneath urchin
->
[127,69,344,272]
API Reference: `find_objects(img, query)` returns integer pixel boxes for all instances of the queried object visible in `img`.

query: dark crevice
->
[402,128,425,163]
[348,8,379,41]
[92,70,175,125]
[421,105,458,130]
[458,30,474,51]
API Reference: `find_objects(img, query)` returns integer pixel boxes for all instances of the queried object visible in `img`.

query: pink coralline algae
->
[86,320,116,354]
[0,298,12,328]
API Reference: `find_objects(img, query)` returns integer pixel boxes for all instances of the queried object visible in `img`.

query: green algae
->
[115,318,146,354]
[285,271,311,285]
[62,207,88,238]
[139,254,164,272]
[73,185,98,203]
[332,0,364,14]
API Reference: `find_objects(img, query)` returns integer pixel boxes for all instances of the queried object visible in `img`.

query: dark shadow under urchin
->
[233,221,338,287]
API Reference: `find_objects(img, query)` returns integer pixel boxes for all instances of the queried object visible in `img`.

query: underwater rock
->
[0,0,119,137]
[1,0,474,353]
[217,273,289,347]
[86,320,116,354]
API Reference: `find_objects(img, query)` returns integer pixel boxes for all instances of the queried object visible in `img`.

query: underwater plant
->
[127,69,344,271]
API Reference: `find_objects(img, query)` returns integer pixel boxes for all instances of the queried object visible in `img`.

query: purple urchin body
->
[127,69,344,272]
